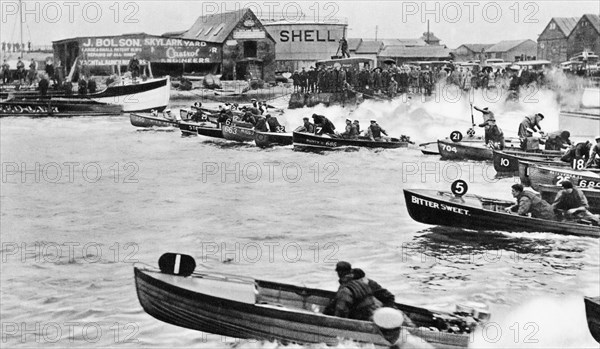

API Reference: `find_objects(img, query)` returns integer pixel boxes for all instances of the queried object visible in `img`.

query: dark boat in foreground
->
[537,184,600,214]
[178,121,222,139]
[403,189,599,237]
[0,98,122,117]
[585,296,600,343]
[222,124,256,142]
[255,131,292,147]
[135,259,488,348]
[293,132,409,151]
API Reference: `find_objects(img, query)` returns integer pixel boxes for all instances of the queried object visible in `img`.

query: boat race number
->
[572,158,586,170]
[441,144,458,153]
[450,131,463,143]
[500,157,511,168]
[451,180,468,196]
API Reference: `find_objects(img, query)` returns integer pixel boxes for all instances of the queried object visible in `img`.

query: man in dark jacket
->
[366,120,388,141]
[254,115,268,132]
[545,130,571,151]
[561,141,592,164]
[506,184,555,220]
[297,117,314,133]
[324,262,380,321]
[586,136,600,168]
[352,268,396,308]
[341,119,359,139]
[312,114,336,135]
[552,180,599,224]
[265,114,284,132]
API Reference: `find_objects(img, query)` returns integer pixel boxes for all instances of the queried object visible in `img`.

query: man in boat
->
[352,268,396,308]
[312,114,336,136]
[217,108,233,127]
[506,184,555,221]
[476,108,505,150]
[254,114,268,132]
[544,130,572,151]
[324,262,380,321]
[366,120,389,142]
[518,113,545,150]
[266,114,284,132]
[353,120,361,135]
[128,54,140,79]
[296,117,315,133]
[586,136,600,168]
[552,180,599,225]
[561,141,592,164]
[341,119,359,139]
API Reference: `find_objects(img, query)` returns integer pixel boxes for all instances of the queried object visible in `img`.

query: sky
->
[0,0,599,49]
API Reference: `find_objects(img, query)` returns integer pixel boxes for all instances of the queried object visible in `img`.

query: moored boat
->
[293,132,409,151]
[518,161,600,190]
[537,184,600,214]
[492,149,563,173]
[403,189,599,237]
[585,296,600,343]
[0,98,122,117]
[255,131,292,147]
[2,76,171,113]
[135,258,487,348]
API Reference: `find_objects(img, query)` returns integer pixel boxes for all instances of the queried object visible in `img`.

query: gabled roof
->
[421,32,441,43]
[552,17,579,37]
[356,40,383,54]
[181,9,268,43]
[162,30,187,38]
[379,45,450,58]
[487,39,535,52]
[347,38,362,51]
[581,14,600,34]
[456,44,494,52]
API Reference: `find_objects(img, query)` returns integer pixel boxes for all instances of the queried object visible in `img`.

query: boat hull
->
[90,77,170,112]
[437,140,492,161]
[129,113,178,128]
[519,162,600,191]
[134,267,472,348]
[492,149,563,174]
[178,121,223,139]
[293,132,408,151]
[255,131,293,147]
[403,189,599,237]
[222,125,256,142]
[585,296,600,343]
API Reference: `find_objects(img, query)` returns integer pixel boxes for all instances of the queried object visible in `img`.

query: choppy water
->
[1,91,599,348]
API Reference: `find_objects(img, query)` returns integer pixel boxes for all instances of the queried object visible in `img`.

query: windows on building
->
[244,41,257,58]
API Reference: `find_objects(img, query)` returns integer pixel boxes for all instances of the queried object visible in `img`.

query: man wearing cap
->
[505,184,555,220]
[266,114,284,133]
[353,120,361,135]
[552,180,599,225]
[474,106,504,149]
[586,136,600,168]
[324,261,380,321]
[366,120,389,141]
[544,130,572,151]
[373,308,434,349]
[254,114,268,132]
[518,113,545,150]
[341,119,359,139]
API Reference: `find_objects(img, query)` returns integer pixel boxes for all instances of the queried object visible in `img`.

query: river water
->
[1,90,598,348]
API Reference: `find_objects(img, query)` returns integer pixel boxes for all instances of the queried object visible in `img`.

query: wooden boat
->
[437,140,492,161]
[293,132,409,151]
[537,184,600,214]
[519,162,600,190]
[255,131,292,148]
[0,98,122,117]
[492,149,563,173]
[129,113,179,128]
[222,123,256,142]
[2,76,170,113]
[135,262,486,348]
[585,296,600,343]
[403,189,599,237]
